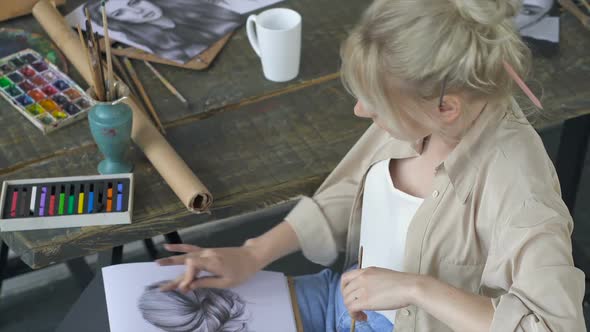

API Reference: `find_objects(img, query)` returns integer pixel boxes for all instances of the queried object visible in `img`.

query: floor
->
[0,124,589,332]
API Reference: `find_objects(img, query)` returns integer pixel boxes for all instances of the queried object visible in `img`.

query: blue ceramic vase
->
[88,83,133,174]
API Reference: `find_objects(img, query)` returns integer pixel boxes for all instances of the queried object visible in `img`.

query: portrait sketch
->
[102,263,297,332]
[67,0,244,63]
[513,0,554,30]
[139,281,249,332]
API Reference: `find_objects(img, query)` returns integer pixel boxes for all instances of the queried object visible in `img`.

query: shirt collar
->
[442,102,508,203]
[377,101,509,203]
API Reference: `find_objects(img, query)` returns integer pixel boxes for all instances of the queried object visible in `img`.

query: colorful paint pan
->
[7,72,23,84]
[19,66,36,78]
[37,113,54,125]
[0,49,95,134]
[63,88,81,100]
[28,89,46,102]
[31,61,48,72]
[41,85,58,96]
[18,81,35,92]
[41,70,58,82]
[0,63,15,72]
[9,58,24,67]
[51,110,68,120]
[75,98,92,110]
[64,103,80,115]
[6,85,22,97]
[26,104,45,116]
[53,80,69,91]
[30,75,47,87]
[20,54,38,64]
[40,99,59,112]
[52,94,68,106]
[0,76,11,88]
[15,94,34,107]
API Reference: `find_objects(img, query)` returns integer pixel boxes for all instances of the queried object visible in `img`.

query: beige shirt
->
[285,99,586,332]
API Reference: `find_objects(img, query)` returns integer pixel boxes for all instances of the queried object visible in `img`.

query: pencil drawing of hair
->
[138,281,249,332]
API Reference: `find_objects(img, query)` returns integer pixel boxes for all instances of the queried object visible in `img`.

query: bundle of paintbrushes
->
[79,1,115,102]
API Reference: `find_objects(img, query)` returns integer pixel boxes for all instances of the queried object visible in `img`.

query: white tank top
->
[359,159,424,324]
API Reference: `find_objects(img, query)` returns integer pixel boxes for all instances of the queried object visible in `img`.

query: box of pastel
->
[0,173,133,232]
[0,49,95,134]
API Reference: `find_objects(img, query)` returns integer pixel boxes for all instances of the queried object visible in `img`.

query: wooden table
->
[1,0,589,272]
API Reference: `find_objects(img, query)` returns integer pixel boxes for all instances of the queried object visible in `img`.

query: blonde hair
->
[341,0,531,124]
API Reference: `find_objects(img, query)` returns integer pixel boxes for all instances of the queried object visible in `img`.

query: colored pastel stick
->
[88,184,94,213]
[97,183,104,212]
[29,186,37,216]
[49,187,56,216]
[116,183,123,212]
[58,185,65,215]
[106,184,113,212]
[78,184,84,214]
[68,185,75,215]
[20,188,28,217]
[10,189,18,217]
[39,187,47,216]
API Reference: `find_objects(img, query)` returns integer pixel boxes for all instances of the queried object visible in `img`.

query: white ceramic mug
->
[246,8,302,82]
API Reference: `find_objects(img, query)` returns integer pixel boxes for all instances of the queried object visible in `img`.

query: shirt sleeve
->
[284,124,390,266]
[486,197,586,332]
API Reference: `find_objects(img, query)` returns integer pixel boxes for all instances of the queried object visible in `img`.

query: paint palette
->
[0,174,133,232]
[0,49,94,134]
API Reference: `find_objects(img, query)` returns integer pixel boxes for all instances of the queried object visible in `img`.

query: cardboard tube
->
[32,0,212,212]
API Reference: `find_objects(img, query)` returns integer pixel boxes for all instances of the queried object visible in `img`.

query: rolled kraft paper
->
[32,0,212,213]
[0,0,65,22]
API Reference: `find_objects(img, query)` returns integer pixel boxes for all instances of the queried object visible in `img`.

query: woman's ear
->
[437,95,462,124]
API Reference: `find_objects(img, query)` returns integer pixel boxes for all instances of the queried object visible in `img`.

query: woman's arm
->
[341,267,492,332]
[413,276,493,332]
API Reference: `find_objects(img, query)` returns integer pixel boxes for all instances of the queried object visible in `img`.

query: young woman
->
[85,0,243,63]
[156,0,586,331]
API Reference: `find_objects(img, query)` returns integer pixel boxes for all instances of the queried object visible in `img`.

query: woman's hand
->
[341,267,420,321]
[156,243,264,292]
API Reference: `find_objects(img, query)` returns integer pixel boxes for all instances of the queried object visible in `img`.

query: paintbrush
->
[143,60,189,108]
[112,55,141,101]
[76,24,92,80]
[350,245,364,332]
[100,0,114,100]
[84,13,106,101]
[122,56,166,134]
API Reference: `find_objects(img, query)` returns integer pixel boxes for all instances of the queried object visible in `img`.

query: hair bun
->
[449,0,522,27]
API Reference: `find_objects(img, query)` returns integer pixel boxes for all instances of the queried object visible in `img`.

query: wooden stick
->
[558,0,590,29]
[350,245,364,332]
[76,24,92,79]
[143,60,189,108]
[112,55,141,101]
[100,0,114,100]
[580,0,590,12]
[122,56,166,134]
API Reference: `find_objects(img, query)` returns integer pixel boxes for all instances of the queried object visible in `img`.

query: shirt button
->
[432,190,439,198]
[401,309,411,316]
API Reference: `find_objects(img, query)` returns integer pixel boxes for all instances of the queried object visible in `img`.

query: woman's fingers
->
[188,276,229,290]
[159,275,184,291]
[164,243,201,253]
[155,254,187,266]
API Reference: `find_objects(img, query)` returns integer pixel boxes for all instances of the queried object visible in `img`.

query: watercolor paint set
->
[0,174,133,231]
[0,48,94,134]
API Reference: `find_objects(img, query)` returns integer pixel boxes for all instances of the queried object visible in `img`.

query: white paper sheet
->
[103,262,297,332]
[216,0,286,14]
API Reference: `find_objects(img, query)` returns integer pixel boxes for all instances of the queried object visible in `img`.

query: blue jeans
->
[294,267,394,332]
